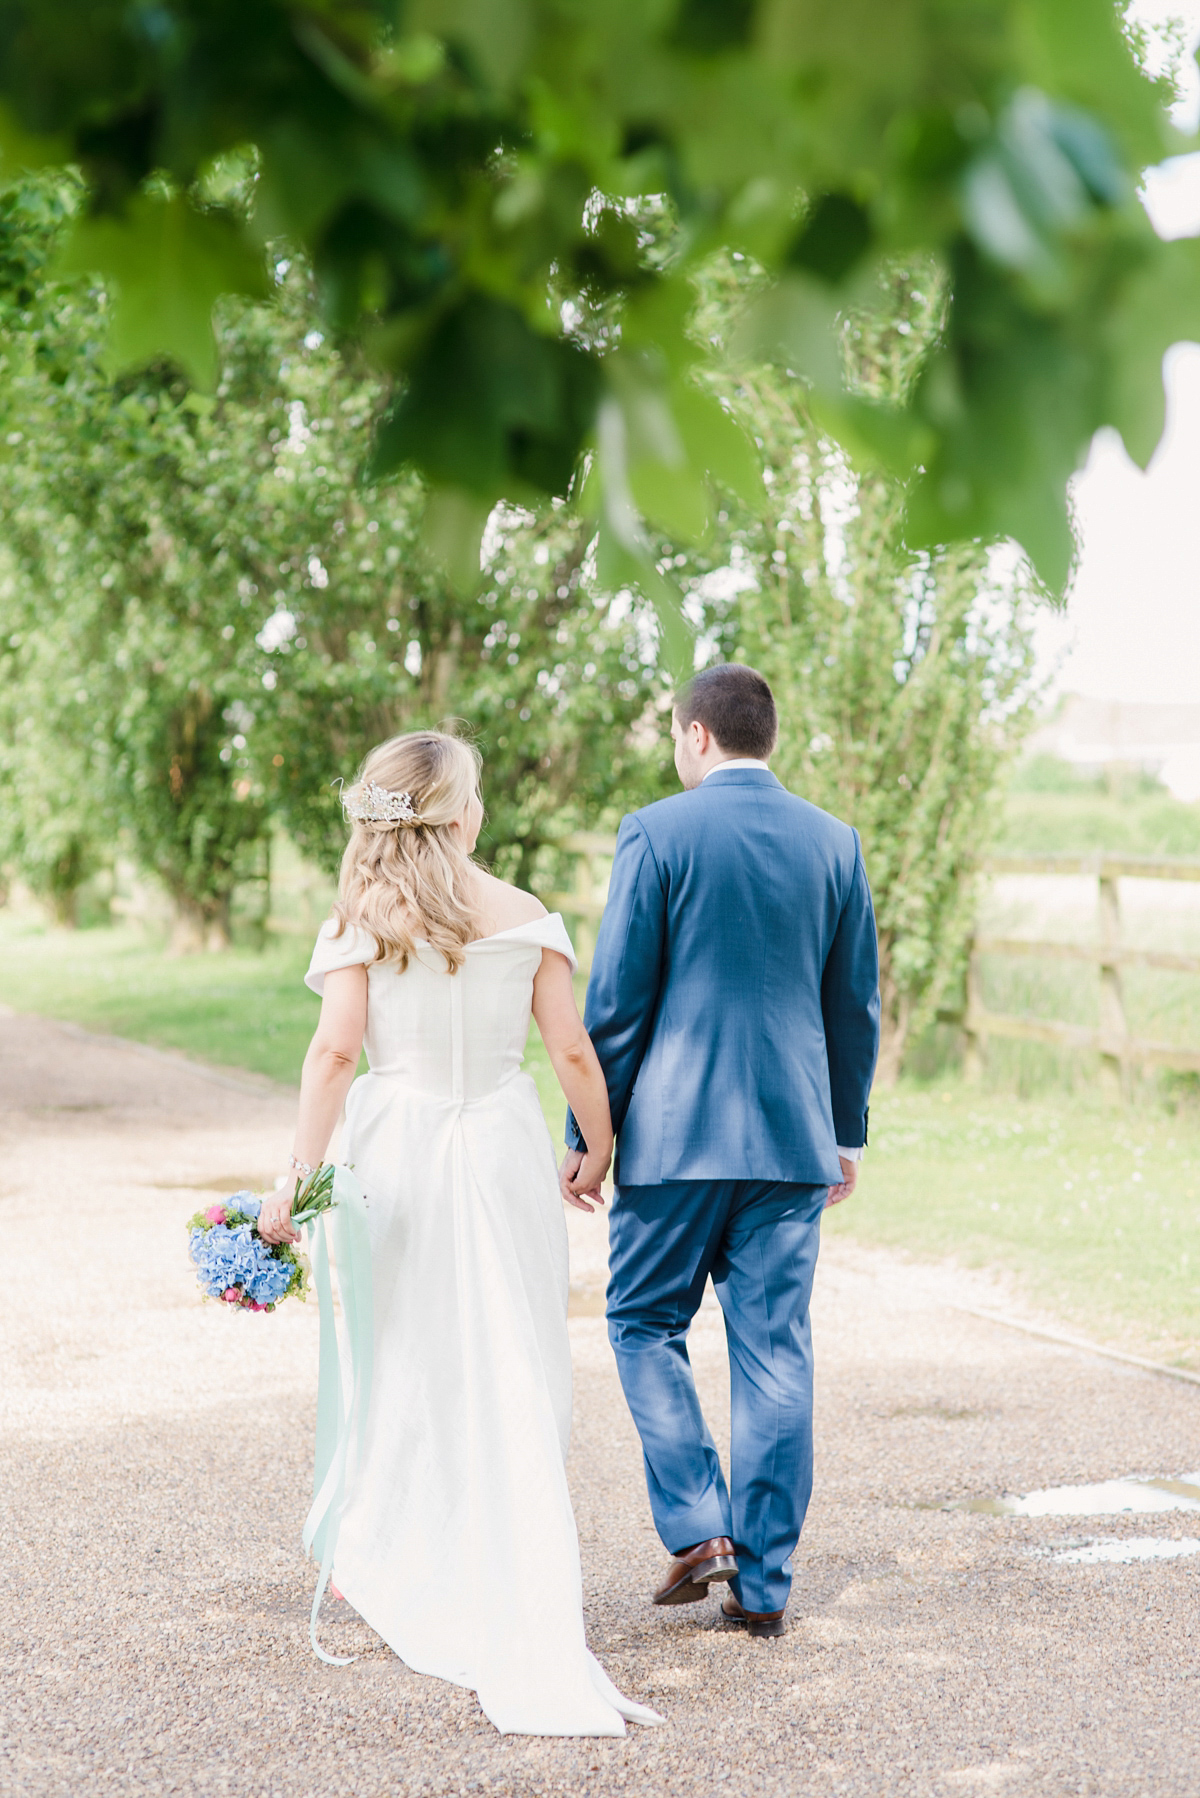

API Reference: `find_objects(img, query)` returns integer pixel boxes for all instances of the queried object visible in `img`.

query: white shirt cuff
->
[836,1145,863,1162]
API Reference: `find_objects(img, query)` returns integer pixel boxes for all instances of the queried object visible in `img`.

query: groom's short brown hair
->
[674,663,778,760]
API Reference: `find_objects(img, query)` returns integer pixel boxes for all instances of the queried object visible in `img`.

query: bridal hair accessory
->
[342,780,421,826]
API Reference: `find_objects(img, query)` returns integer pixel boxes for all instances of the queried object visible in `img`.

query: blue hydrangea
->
[188,1220,294,1307]
[229,1190,262,1220]
[244,1248,294,1306]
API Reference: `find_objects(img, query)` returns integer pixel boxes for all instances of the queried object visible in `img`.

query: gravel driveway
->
[1,1008,1197,1797]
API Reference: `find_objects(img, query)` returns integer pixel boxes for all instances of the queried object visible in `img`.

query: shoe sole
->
[719,1609,786,1638]
[653,1555,739,1606]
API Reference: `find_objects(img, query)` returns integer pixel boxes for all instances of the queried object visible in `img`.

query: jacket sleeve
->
[565,815,667,1151]
[820,829,881,1148]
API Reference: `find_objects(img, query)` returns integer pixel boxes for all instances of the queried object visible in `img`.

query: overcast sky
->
[1041,1,1200,706]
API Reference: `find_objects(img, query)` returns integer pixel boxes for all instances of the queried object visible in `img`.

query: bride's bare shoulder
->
[471,868,547,933]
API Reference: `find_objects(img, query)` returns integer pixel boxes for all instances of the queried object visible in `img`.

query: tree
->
[671,258,1038,1078]
[0,607,103,926]
[0,177,271,945]
[0,0,1195,618]
[0,172,672,933]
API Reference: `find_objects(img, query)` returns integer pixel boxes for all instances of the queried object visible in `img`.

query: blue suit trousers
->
[606,1178,825,1615]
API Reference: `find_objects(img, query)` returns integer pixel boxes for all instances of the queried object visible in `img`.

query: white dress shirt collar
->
[701,758,771,781]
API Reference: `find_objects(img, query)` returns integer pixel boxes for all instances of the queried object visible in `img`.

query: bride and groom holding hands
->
[258,660,880,1736]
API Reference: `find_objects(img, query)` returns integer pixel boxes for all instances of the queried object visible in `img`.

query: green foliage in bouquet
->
[290,1161,339,1229]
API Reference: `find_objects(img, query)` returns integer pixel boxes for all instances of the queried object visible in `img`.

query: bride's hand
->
[559,1147,610,1215]
[259,1176,301,1245]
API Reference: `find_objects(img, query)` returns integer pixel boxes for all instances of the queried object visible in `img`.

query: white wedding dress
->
[304,914,661,1737]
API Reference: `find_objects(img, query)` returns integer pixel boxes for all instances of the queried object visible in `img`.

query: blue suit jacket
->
[566,767,880,1185]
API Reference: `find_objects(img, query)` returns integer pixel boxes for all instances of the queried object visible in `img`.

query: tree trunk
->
[427,620,463,714]
[43,838,91,928]
[873,952,910,1088]
[205,911,232,953]
[49,887,79,928]
[874,1008,909,1088]
[169,892,231,954]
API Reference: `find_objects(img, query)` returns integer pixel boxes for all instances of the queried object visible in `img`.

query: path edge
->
[953,1304,1200,1390]
[0,1005,295,1101]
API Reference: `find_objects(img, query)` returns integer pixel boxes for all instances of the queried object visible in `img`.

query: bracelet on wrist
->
[289,1154,317,1179]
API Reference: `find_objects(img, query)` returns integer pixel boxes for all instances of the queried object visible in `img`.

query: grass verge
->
[826,1083,1200,1367]
[0,918,318,1086]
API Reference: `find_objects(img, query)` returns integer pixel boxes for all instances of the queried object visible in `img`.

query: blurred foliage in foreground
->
[0,0,1197,607]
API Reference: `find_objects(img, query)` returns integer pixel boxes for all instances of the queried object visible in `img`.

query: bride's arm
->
[258,965,368,1245]
[531,950,613,1214]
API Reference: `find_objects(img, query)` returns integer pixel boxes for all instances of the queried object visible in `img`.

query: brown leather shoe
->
[719,1594,786,1638]
[653,1537,739,1606]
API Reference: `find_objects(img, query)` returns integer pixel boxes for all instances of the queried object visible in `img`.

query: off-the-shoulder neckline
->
[420,912,566,949]
[471,912,566,948]
[329,912,565,946]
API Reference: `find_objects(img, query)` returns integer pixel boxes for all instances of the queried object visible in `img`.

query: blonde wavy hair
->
[332,730,483,974]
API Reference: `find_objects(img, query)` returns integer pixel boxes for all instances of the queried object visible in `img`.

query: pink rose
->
[223,1286,242,1304]
[204,1205,227,1225]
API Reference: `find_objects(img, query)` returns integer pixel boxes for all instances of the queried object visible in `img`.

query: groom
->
[561,663,879,1638]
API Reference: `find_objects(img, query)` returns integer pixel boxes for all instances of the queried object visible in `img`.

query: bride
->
[256,729,662,1737]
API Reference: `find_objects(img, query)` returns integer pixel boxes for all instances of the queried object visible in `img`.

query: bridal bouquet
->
[186,1164,337,1313]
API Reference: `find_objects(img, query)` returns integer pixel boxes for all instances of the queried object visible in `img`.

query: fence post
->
[1097,867,1128,1095]
[964,942,985,1082]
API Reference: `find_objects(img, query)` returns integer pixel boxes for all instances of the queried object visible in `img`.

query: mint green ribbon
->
[299,1164,374,1665]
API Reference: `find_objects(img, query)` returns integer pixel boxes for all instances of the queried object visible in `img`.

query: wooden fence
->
[547,837,1200,1085]
[966,854,1200,1083]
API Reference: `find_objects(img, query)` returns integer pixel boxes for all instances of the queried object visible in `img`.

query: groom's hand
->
[559,1149,605,1214]
[825,1156,859,1208]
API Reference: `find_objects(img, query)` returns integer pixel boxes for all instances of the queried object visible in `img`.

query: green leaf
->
[368,292,599,497]
[0,103,65,175]
[407,0,533,91]
[904,322,1084,594]
[620,276,697,373]
[629,455,711,543]
[604,360,709,542]
[0,0,1190,589]
[810,392,934,480]
[56,195,267,389]
[593,386,695,677]
[671,383,764,510]
[730,273,845,393]
[788,193,873,285]
[1103,233,1200,469]
[419,486,493,595]
[595,525,695,683]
